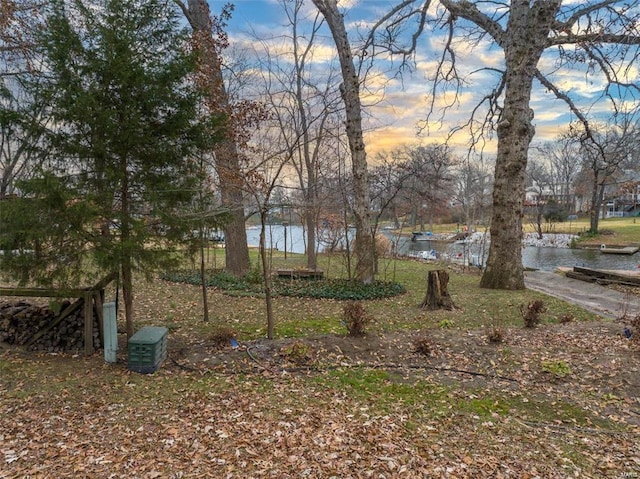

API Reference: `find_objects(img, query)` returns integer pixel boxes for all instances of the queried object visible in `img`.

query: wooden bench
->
[275,269,324,280]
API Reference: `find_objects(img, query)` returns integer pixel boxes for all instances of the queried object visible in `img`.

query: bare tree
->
[242,127,293,340]
[431,0,640,290]
[252,0,343,272]
[0,0,43,77]
[0,1,47,196]
[311,0,375,284]
[175,0,255,277]
[575,122,635,233]
[369,149,414,230]
[405,145,455,232]
[539,137,581,213]
[451,155,493,232]
[0,83,49,197]
[526,157,554,239]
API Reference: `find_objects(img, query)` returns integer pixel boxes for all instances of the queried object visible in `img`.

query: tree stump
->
[421,269,455,310]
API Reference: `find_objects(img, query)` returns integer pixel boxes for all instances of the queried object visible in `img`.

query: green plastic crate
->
[127,326,168,374]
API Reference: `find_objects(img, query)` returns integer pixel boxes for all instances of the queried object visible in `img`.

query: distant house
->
[602,171,640,218]
[524,182,576,212]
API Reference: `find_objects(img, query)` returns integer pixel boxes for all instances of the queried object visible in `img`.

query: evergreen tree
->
[2,0,220,336]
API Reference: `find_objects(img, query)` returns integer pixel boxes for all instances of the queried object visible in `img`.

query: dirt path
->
[525,270,640,319]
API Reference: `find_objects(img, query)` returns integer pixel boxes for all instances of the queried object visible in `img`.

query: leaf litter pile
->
[1,277,640,478]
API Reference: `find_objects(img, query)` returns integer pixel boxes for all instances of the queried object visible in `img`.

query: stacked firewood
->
[0,300,100,352]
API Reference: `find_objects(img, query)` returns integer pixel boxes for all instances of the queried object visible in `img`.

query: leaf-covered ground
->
[2,318,639,478]
[2,262,640,478]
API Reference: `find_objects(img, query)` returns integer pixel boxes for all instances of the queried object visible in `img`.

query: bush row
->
[160,269,406,300]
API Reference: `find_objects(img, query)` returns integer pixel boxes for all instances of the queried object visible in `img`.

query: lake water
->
[245,225,640,272]
[245,225,310,254]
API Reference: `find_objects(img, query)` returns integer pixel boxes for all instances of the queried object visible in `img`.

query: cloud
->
[225,0,635,163]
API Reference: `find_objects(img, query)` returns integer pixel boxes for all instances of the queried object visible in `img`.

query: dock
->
[599,245,639,255]
[565,266,640,287]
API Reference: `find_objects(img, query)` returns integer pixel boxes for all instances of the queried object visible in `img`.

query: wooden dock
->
[599,245,639,255]
[565,266,640,287]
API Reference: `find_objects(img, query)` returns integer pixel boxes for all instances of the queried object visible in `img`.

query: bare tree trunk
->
[199,232,209,322]
[303,151,319,271]
[178,0,250,277]
[119,157,135,338]
[259,210,275,339]
[479,71,530,290]
[590,180,605,233]
[218,151,251,276]
[480,0,560,290]
[122,258,134,338]
[312,0,375,284]
[305,207,318,270]
[536,204,543,240]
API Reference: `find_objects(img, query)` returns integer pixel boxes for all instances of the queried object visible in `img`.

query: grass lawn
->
[1,250,639,478]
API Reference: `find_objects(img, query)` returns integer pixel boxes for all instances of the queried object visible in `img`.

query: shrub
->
[558,313,574,324]
[485,325,505,344]
[375,233,392,257]
[521,300,547,328]
[245,264,264,285]
[161,269,405,300]
[209,327,237,348]
[279,341,312,364]
[413,336,436,356]
[438,319,454,329]
[342,301,373,337]
[274,278,406,300]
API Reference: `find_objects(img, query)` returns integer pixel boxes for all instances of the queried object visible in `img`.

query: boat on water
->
[411,231,432,242]
[413,249,438,260]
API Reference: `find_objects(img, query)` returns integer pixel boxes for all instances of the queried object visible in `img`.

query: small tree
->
[575,123,634,233]
[2,0,219,337]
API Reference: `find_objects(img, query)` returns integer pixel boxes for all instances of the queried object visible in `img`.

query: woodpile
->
[0,299,100,353]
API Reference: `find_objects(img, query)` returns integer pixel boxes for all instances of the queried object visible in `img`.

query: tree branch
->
[534,69,598,141]
[367,0,432,57]
[439,0,506,47]
[555,0,620,32]
[550,33,640,46]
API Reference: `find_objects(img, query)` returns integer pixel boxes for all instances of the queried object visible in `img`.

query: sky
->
[215,0,639,159]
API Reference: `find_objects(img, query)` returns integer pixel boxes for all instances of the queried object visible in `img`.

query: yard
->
[1,249,639,478]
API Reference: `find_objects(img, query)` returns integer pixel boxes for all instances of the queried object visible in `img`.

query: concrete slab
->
[524,270,640,319]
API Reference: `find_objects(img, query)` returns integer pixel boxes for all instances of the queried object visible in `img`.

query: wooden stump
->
[421,269,455,311]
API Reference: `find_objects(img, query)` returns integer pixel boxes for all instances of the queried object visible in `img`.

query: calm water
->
[245,225,309,254]
[521,246,639,271]
[246,225,640,272]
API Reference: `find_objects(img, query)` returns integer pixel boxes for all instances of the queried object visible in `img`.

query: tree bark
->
[305,206,318,270]
[479,0,561,290]
[121,257,134,338]
[217,145,251,277]
[312,0,375,284]
[420,270,455,311]
[180,0,250,277]
[199,230,209,322]
[259,210,275,339]
[590,180,606,233]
